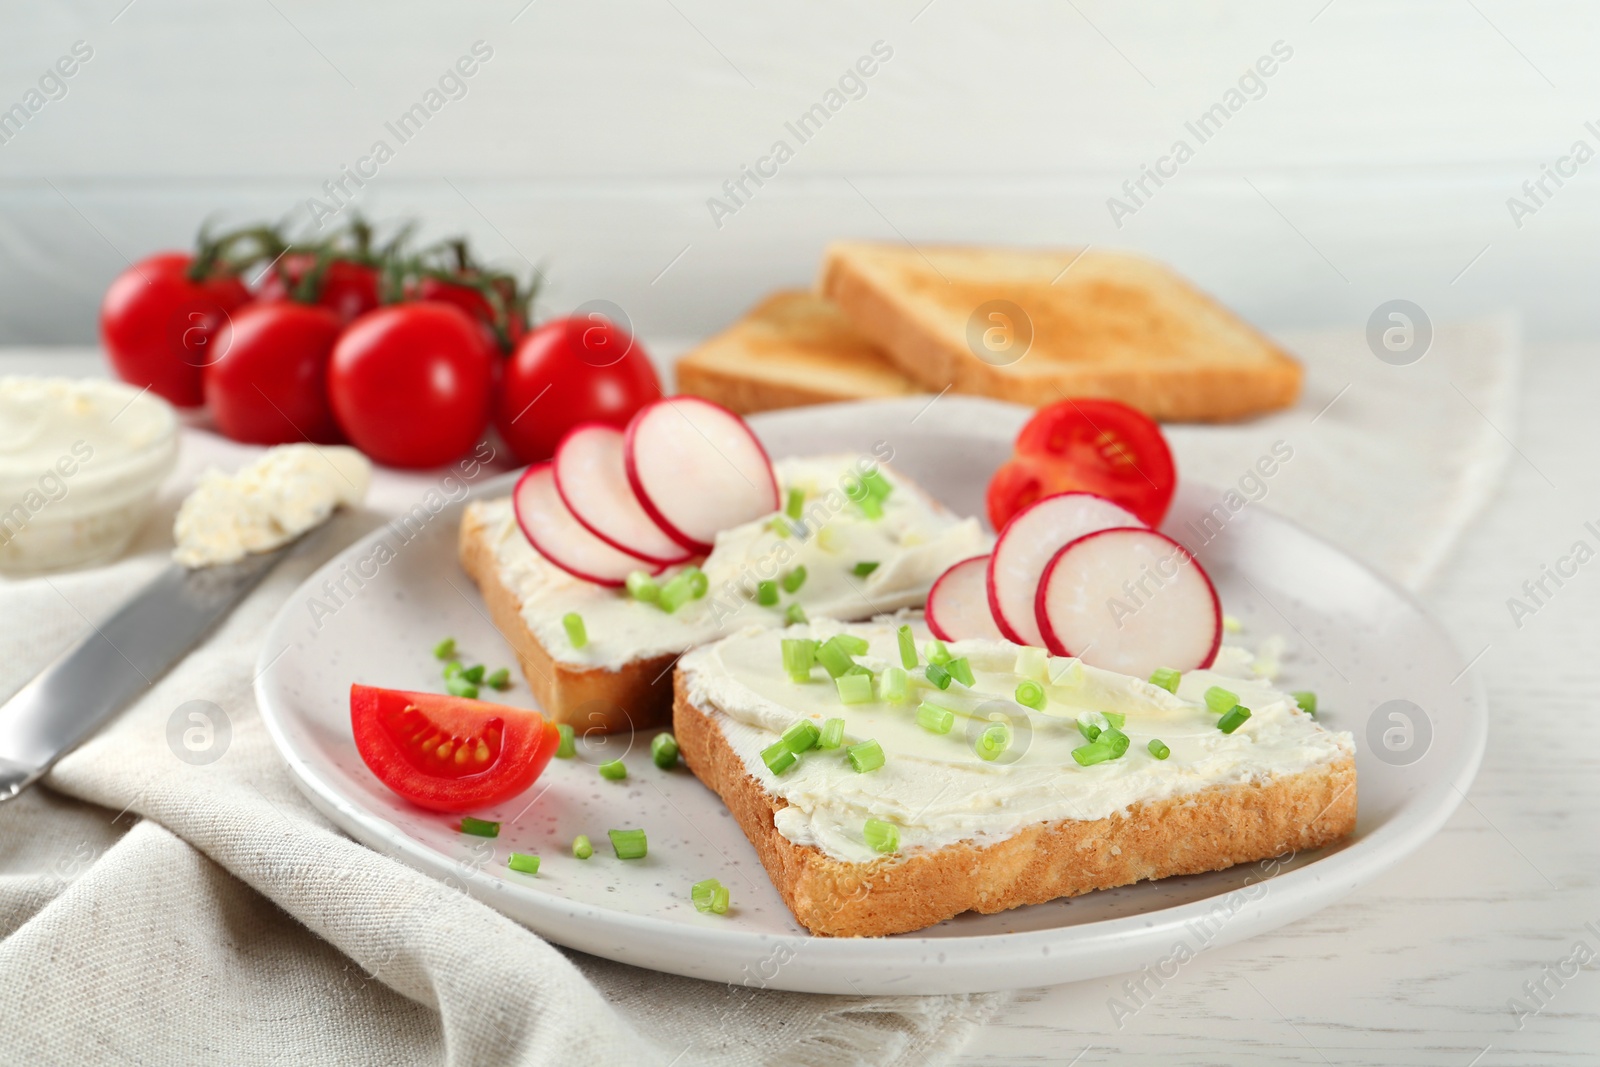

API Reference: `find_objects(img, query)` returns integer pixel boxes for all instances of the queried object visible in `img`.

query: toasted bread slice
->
[674,291,922,415]
[819,242,1302,422]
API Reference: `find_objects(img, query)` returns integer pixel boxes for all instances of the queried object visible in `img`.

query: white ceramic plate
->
[256,397,1486,994]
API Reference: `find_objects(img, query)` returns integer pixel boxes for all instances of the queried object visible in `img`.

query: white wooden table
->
[956,343,1600,1065]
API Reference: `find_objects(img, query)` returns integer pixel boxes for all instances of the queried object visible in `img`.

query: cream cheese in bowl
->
[0,377,179,574]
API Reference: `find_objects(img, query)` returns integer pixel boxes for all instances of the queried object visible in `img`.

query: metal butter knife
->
[0,544,296,802]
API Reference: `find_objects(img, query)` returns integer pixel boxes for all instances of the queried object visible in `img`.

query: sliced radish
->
[926,556,1007,642]
[624,397,779,553]
[1034,528,1221,678]
[554,423,693,566]
[986,492,1144,647]
[513,463,664,587]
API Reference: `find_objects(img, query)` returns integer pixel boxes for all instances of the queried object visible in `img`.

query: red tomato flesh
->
[350,684,559,813]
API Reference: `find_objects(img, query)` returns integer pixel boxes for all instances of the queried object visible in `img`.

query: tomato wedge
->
[988,398,1176,531]
[350,684,560,813]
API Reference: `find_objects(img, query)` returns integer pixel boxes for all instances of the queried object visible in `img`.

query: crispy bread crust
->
[458,502,676,732]
[674,674,1357,937]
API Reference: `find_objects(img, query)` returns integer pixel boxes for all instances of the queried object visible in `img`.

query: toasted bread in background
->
[819,242,1302,422]
[674,291,921,415]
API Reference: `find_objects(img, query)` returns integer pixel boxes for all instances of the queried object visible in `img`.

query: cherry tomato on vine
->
[203,302,343,445]
[100,252,252,407]
[415,274,526,353]
[256,254,380,324]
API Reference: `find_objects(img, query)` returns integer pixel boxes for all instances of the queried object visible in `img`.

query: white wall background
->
[2,0,1599,345]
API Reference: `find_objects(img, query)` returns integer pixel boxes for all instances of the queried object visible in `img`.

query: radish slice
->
[986,492,1144,647]
[624,397,779,553]
[513,463,663,587]
[1034,527,1221,678]
[926,556,1007,642]
[554,423,693,566]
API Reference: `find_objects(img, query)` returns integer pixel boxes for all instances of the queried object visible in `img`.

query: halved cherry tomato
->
[987,398,1176,530]
[350,684,560,813]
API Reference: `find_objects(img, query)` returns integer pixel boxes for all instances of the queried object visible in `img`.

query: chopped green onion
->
[924,640,951,666]
[846,739,885,773]
[1077,718,1101,742]
[946,657,974,687]
[1149,667,1181,693]
[1015,680,1045,710]
[507,852,540,875]
[817,524,842,552]
[1103,712,1126,729]
[459,817,499,838]
[486,667,511,690]
[785,486,806,520]
[651,732,679,769]
[916,701,955,735]
[855,494,884,520]
[861,469,894,501]
[925,663,952,690]
[768,516,792,539]
[692,877,731,914]
[844,663,872,678]
[445,676,479,699]
[1292,690,1318,717]
[781,719,822,754]
[756,580,779,606]
[784,602,808,625]
[781,566,807,594]
[1101,726,1131,758]
[1049,657,1085,687]
[443,660,464,680]
[608,828,647,860]
[626,570,660,603]
[598,759,627,781]
[1217,705,1252,734]
[897,624,918,669]
[563,613,588,649]
[818,717,845,750]
[816,637,856,678]
[572,834,593,859]
[1147,739,1171,760]
[1072,742,1115,767]
[658,572,696,612]
[836,673,874,705]
[1015,646,1048,682]
[852,561,880,577]
[834,634,870,655]
[879,666,911,705]
[863,817,900,854]
[976,723,1011,761]
[685,567,709,598]
[761,740,797,775]
[460,664,486,684]
[1204,686,1239,715]
[554,723,575,759]
[1223,614,1242,633]
[782,638,817,683]
[433,637,457,660]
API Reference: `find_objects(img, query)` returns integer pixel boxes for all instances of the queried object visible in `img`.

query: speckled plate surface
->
[256,397,1486,994]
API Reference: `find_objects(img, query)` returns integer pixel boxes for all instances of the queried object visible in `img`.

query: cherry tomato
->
[494,315,662,464]
[415,275,526,353]
[100,252,252,407]
[328,302,494,468]
[987,398,1176,530]
[203,302,343,445]
[257,255,380,324]
[350,684,560,813]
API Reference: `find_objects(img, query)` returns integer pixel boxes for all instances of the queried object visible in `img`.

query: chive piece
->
[852,561,880,577]
[433,637,457,660]
[925,663,952,690]
[862,469,894,501]
[445,677,479,699]
[1015,680,1045,710]
[836,673,874,705]
[818,717,845,750]
[598,759,627,781]
[507,852,540,875]
[608,828,647,860]
[572,834,593,859]
[709,883,730,913]
[781,566,807,594]
[856,494,884,520]
[897,624,918,669]
[459,816,499,838]
[756,580,779,606]
[686,567,709,599]
[658,572,695,612]
[879,666,911,704]
[1077,718,1101,742]
[864,817,900,854]
[816,637,856,678]
[976,723,1011,761]
[486,667,511,690]
[554,723,575,758]
[692,877,731,914]
[1204,686,1239,715]
[443,660,464,680]
[1148,739,1171,760]
[1015,646,1048,682]
[781,719,821,754]
[844,663,872,678]
[761,741,797,775]
[846,739,885,773]
[1103,712,1126,729]
[768,516,792,539]
[1101,726,1131,758]
[1072,741,1115,767]
[563,612,588,649]
[786,487,806,520]
[784,602,808,625]
[626,570,660,603]
[1292,690,1318,717]
[924,640,951,666]
[834,634,870,655]
[916,701,955,735]
[1217,705,1252,734]
[460,664,486,684]
[1149,667,1181,693]
[782,638,816,682]
[946,657,975,687]
[651,732,679,769]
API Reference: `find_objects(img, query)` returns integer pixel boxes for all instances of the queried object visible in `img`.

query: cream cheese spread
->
[478,454,989,669]
[173,444,371,567]
[681,618,1355,864]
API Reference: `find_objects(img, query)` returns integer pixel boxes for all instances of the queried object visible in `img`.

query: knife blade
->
[0,543,297,802]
